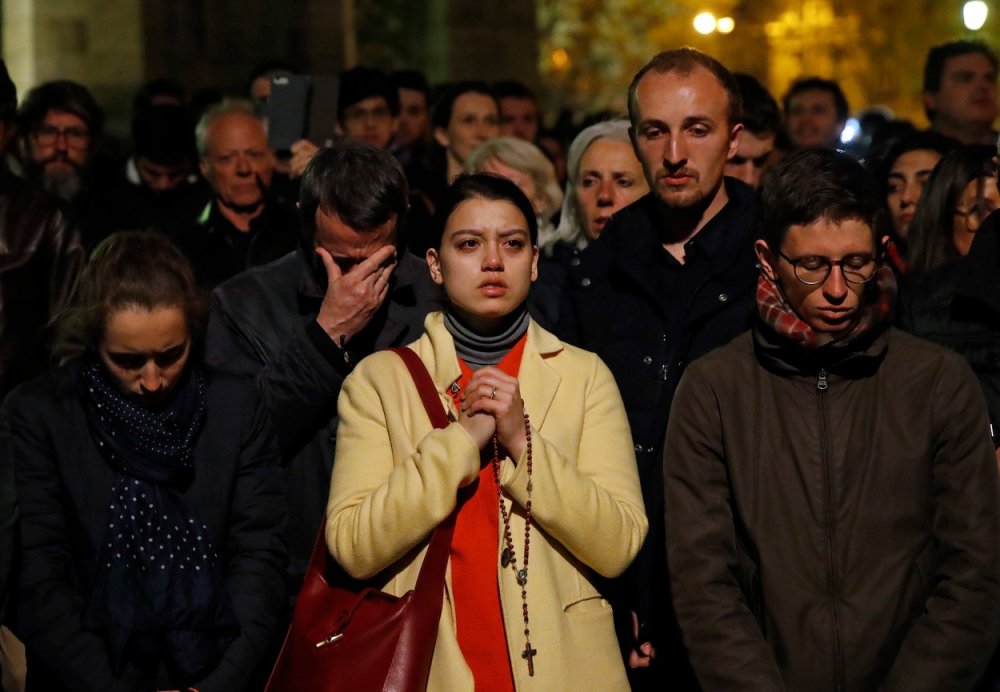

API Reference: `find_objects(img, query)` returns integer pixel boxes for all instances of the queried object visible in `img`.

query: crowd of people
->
[0,33,998,692]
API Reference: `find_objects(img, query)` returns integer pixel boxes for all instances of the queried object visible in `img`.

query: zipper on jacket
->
[817,368,829,391]
[817,372,845,691]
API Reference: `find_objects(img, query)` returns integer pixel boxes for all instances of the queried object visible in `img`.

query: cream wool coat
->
[326,312,647,691]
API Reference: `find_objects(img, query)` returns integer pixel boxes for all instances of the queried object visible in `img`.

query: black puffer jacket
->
[898,212,1000,446]
[665,325,1000,691]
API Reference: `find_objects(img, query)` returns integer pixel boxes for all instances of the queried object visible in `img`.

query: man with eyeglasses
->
[16,80,104,245]
[664,148,999,690]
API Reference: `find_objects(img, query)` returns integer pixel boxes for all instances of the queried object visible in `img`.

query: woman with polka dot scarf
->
[2,232,287,691]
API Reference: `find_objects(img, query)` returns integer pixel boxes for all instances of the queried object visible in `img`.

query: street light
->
[693,12,717,34]
[964,1,988,30]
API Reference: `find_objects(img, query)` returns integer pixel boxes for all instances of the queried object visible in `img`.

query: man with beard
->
[0,65,84,398]
[557,48,758,689]
[16,80,105,247]
[175,100,297,288]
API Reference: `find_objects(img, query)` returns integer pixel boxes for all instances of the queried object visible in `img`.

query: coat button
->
[569,256,581,267]
[580,277,592,288]
[718,292,728,302]
[642,356,653,365]
[634,444,643,453]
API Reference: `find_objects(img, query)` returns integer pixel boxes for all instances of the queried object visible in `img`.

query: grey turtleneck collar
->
[444,307,529,369]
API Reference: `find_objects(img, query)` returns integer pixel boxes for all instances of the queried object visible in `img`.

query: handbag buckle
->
[315,632,344,648]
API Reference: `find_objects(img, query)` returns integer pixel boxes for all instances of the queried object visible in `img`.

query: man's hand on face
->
[314,243,397,346]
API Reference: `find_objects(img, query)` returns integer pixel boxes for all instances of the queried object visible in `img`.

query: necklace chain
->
[492,411,536,676]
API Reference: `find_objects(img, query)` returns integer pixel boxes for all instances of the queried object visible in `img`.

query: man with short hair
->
[923,39,998,145]
[391,69,432,154]
[175,99,296,287]
[783,76,848,149]
[495,80,540,143]
[666,148,1000,690]
[205,139,444,601]
[726,73,781,188]
[338,66,400,150]
[102,103,207,236]
[558,48,757,688]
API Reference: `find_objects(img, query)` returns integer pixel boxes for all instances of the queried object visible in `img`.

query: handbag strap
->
[388,347,455,596]
[305,347,457,589]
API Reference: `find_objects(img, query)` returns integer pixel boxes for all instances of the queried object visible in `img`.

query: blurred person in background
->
[17,79,106,247]
[336,67,399,151]
[175,100,296,288]
[464,136,563,248]
[0,60,84,399]
[495,80,540,143]
[727,73,781,189]
[391,69,433,166]
[530,119,647,328]
[433,82,500,187]
[877,131,955,274]
[907,144,997,273]
[923,40,998,146]
[783,76,848,150]
[102,103,208,237]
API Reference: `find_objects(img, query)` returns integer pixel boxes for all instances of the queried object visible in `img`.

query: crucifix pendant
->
[522,642,537,676]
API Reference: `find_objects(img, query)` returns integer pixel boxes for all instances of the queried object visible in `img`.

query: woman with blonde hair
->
[465,136,563,249]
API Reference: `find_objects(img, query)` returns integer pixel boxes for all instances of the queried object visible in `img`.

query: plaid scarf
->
[756,265,897,349]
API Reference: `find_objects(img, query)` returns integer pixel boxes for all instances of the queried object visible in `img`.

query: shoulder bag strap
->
[389,347,456,595]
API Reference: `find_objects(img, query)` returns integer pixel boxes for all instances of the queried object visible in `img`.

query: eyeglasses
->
[776,249,879,285]
[31,125,90,148]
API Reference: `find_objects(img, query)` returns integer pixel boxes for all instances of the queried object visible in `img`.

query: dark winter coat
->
[665,325,1000,691]
[2,363,287,692]
[204,248,444,599]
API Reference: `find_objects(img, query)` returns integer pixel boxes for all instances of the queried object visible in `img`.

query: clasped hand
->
[458,368,528,462]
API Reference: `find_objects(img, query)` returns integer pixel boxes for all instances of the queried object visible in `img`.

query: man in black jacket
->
[205,140,444,601]
[175,100,297,288]
[557,48,756,688]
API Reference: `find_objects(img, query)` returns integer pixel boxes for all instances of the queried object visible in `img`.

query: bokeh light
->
[964,1,988,30]
[693,12,717,35]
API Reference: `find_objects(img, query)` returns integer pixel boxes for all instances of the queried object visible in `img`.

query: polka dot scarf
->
[81,361,238,683]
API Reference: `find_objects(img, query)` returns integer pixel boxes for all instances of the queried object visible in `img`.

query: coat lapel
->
[519,320,563,431]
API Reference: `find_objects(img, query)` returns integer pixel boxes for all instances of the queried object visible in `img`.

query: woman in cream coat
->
[326,174,646,690]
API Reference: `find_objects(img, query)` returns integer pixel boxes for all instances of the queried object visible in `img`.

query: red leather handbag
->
[265,347,454,692]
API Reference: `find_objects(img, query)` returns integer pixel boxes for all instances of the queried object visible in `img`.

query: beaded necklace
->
[491,412,536,676]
